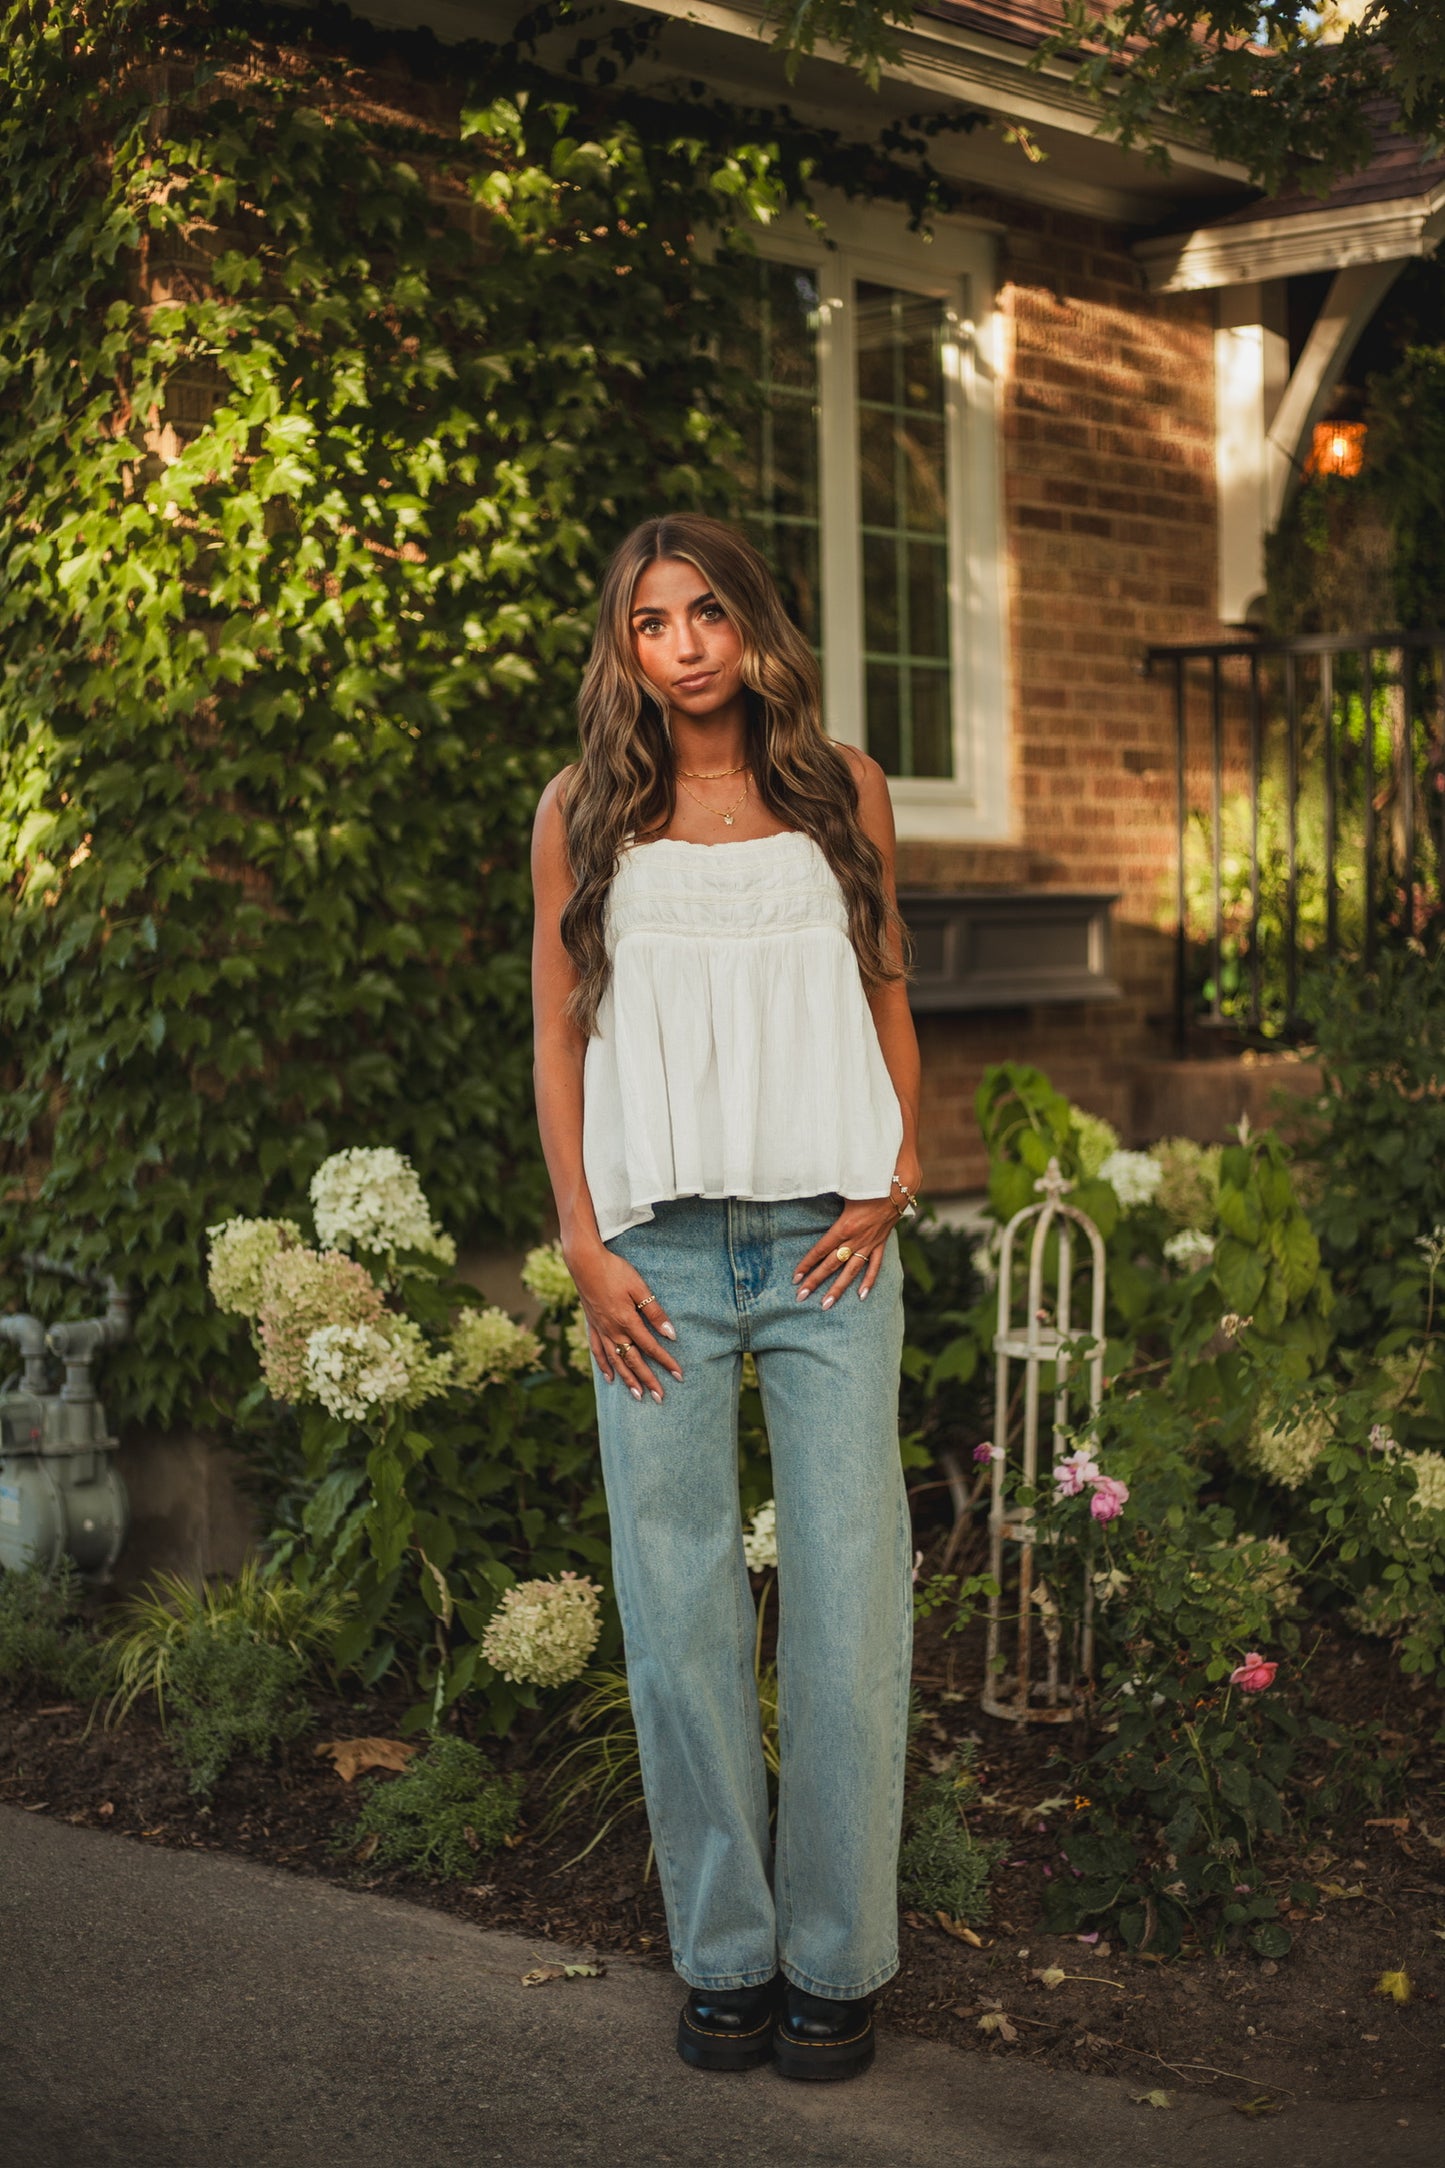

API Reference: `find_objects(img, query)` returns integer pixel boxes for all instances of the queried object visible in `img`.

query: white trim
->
[1213,264,1404,625]
[1263,261,1403,525]
[1138,184,1445,293]
[749,199,1010,841]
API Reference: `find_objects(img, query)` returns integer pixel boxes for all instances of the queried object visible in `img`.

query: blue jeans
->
[592,1192,912,1999]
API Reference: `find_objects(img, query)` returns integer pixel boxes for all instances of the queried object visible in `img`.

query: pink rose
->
[1088,1475,1130,1523]
[1054,1449,1101,1497]
[973,1440,1005,1465]
[1229,1651,1278,1693]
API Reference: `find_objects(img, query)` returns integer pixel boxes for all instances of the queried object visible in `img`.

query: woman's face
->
[629,555,746,723]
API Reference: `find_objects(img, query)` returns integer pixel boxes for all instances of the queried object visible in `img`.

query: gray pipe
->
[0,1313,49,1395]
[17,1253,131,1403]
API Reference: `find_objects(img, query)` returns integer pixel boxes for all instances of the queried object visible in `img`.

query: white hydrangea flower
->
[521,1241,578,1313]
[309,1147,454,1269]
[1163,1227,1216,1271]
[303,1317,452,1422]
[1403,1449,1445,1518]
[1150,1137,1221,1231]
[206,1216,304,1319]
[1098,1149,1164,1212]
[257,1245,386,1402]
[480,1572,604,1689]
[743,1499,779,1572]
[564,1307,594,1376]
[1249,1402,1331,1489]
[450,1306,542,1390]
[1071,1108,1121,1180]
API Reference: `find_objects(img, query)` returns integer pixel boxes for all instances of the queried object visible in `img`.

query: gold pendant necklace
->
[677,769,750,825]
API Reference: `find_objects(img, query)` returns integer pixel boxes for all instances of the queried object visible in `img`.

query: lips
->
[673,671,716,693]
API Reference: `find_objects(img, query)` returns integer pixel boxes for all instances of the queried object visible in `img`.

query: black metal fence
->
[1146,631,1445,1048]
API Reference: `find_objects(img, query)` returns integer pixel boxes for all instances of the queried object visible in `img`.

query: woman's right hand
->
[566,1242,682,1402]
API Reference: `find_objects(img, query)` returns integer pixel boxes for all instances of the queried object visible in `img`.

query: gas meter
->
[0,1257,131,1578]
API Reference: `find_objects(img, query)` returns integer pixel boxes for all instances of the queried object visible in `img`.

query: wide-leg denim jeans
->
[592,1191,912,2000]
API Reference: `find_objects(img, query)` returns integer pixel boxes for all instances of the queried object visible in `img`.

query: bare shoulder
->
[532,764,577,886]
[536,762,576,822]
[835,742,895,853]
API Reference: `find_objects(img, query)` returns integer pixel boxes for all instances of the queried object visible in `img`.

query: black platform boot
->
[772,1982,877,2082]
[676,1973,781,2072]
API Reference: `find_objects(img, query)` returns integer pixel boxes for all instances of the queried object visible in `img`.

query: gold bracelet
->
[891,1173,919,1218]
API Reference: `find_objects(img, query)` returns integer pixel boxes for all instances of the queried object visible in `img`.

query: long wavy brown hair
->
[560,514,913,1036]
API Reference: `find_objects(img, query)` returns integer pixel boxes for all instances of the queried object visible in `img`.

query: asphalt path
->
[1,1805,1440,2168]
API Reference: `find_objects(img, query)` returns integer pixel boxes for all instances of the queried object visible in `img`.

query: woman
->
[530,513,923,2083]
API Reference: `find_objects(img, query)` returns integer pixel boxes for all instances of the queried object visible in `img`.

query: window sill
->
[897,886,1122,1013]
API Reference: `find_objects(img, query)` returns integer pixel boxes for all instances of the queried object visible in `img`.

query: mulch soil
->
[3,1611,1443,2118]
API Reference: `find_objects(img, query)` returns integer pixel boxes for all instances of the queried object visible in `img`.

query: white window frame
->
[747,195,1010,843]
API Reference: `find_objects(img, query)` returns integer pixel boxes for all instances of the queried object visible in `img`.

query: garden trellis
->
[983,1158,1105,1725]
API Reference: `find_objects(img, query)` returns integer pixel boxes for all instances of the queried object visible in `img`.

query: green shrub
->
[897,1755,1003,1926]
[0,1559,103,1699]
[339,1736,523,1880]
[896,1217,989,1473]
[165,1617,313,1797]
[99,1556,353,1726]
[1299,950,1445,1348]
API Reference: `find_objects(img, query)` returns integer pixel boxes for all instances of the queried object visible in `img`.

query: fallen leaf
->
[97,1800,114,1819]
[977,2010,1019,2043]
[1034,1965,1068,1990]
[1014,1794,1073,1821]
[520,1962,605,1987]
[35,1704,77,1716]
[1318,1882,1366,1902]
[1364,1817,1410,1834]
[1130,2089,1172,2109]
[935,1911,985,1947]
[1232,2096,1284,2118]
[315,1737,419,1783]
[354,1831,381,1862]
[1376,1968,1413,2004]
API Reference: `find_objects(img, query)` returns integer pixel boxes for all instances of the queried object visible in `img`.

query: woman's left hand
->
[792,1185,916,1308]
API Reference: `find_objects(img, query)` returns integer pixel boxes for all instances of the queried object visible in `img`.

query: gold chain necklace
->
[677,768,751,826]
[677,760,748,778]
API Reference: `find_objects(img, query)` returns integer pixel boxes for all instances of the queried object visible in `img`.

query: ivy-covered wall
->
[0,0,969,1432]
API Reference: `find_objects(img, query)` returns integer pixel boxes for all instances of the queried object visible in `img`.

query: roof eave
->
[636,0,1252,181]
[1137,183,1445,290]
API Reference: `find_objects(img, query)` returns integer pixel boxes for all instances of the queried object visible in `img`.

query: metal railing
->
[1146,631,1445,1047]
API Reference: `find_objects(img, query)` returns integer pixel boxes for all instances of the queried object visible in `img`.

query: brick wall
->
[899,202,1222,1193]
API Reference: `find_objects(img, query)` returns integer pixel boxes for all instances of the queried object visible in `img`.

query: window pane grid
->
[856,282,954,781]
[719,259,822,643]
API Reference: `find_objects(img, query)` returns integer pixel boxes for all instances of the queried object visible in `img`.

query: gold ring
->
[835,1245,852,1262]
[635,1294,657,1309]
[614,1339,633,1356]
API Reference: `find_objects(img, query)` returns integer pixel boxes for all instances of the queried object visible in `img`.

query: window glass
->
[719,259,822,641]
[856,282,953,780]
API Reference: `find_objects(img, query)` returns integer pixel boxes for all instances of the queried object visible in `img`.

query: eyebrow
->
[630,590,717,620]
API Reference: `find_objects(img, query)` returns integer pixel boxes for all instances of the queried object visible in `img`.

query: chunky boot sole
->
[676,2005,776,2072]
[771,2016,876,2083]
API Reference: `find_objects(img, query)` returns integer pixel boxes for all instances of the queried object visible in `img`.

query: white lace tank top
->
[582,829,904,1244]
